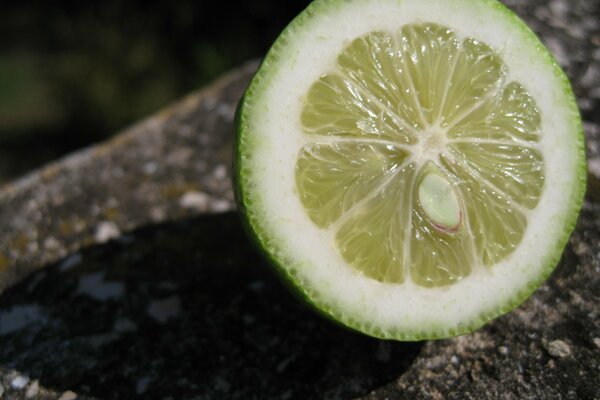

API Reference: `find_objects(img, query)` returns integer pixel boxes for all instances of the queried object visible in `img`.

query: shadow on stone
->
[0,213,423,399]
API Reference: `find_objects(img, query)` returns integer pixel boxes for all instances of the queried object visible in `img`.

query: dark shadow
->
[0,213,423,399]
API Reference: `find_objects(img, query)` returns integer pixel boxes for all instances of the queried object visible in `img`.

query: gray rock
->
[545,339,572,358]
[0,213,423,399]
[57,392,79,400]
[0,0,599,399]
[0,61,258,295]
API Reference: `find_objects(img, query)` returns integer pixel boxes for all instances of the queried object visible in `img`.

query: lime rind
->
[235,0,586,340]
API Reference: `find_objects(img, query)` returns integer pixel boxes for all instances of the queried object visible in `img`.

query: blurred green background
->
[0,0,311,183]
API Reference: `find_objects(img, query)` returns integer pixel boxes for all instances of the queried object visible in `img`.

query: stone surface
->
[0,214,422,400]
[1,0,600,399]
[361,205,600,399]
[0,60,257,295]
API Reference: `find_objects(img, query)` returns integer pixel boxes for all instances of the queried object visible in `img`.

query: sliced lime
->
[236,0,585,340]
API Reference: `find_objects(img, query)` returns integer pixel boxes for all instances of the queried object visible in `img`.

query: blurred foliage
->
[0,0,310,182]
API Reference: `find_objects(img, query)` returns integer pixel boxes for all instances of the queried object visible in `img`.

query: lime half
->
[235,0,585,340]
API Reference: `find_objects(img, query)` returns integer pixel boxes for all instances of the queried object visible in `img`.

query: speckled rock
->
[0,61,257,295]
[0,214,423,400]
[1,1,599,399]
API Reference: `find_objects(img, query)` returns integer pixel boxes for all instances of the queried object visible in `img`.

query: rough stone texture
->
[0,214,422,400]
[1,1,599,399]
[361,206,600,399]
[0,61,257,295]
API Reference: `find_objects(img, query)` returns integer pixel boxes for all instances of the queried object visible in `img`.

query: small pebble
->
[212,199,231,212]
[0,304,46,335]
[143,161,158,175]
[203,97,216,110]
[580,66,600,88]
[213,164,227,180]
[147,296,182,323]
[216,103,234,122]
[579,98,594,111]
[0,383,4,397]
[25,380,39,398]
[179,191,209,211]
[11,375,30,389]
[546,339,572,358]
[498,346,509,355]
[77,272,125,301]
[150,206,166,222]
[43,236,60,251]
[136,376,151,395]
[593,338,600,349]
[95,221,121,243]
[57,390,78,400]
[549,0,569,19]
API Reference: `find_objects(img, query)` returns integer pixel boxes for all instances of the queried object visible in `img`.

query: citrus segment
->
[296,142,410,228]
[301,74,416,144]
[448,82,542,143]
[441,154,529,267]
[295,23,545,286]
[447,142,544,209]
[334,162,416,283]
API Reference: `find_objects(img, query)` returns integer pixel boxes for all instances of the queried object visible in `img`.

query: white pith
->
[239,0,582,336]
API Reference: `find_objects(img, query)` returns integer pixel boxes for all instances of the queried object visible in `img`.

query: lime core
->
[295,23,545,287]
